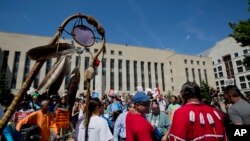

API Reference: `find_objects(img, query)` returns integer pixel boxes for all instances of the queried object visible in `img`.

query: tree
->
[229,0,250,66]
[200,80,212,103]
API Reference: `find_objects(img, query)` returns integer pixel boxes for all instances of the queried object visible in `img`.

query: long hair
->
[181,82,202,104]
[84,98,101,141]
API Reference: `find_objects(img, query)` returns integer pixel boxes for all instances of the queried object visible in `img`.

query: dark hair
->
[181,82,202,104]
[151,99,159,106]
[224,85,247,100]
[127,101,135,109]
[85,98,102,140]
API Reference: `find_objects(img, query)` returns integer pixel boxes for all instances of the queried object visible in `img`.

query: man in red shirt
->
[168,82,227,141]
[126,92,156,141]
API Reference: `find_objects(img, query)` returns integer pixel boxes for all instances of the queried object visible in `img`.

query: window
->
[234,52,239,57]
[141,62,145,90]
[218,66,222,71]
[172,86,174,91]
[170,69,173,74]
[148,62,152,88]
[243,49,248,54]
[110,59,115,89]
[216,81,219,86]
[214,68,217,72]
[94,48,98,53]
[184,59,187,64]
[197,61,200,65]
[11,52,21,89]
[236,60,242,66]
[169,61,172,65]
[171,77,174,82]
[102,58,106,93]
[204,69,208,83]
[241,83,247,89]
[218,59,221,63]
[111,50,115,55]
[219,72,223,77]
[237,67,243,73]
[203,61,206,66]
[126,60,130,91]
[64,60,71,89]
[215,73,218,78]
[245,65,250,71]
[155,63,159,87]
[191,60,193,64]
[220,80,224,85]
[118,60,122,91]
[185,68,189,82]
[192,68,196,82]
[75,56,81,67]
[239,76,245,82]
[212,61,214,65]
[84,57,90,90]
[223,55,234,79]
[118,51,122,56]
[23,55,31,82]
[198,69,202,85]
[1,50,9,74]
[161,63,165,91]
[134,61,138,90]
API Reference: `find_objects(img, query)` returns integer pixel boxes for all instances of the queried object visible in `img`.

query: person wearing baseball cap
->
[126,92,156,141]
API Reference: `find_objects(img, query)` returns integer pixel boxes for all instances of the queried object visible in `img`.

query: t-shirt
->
[169,103,227,141]
[146,111,171,135]
[228,99,250,125]
[78,115,113,141]
[126,112,155,141]
[167,103,181,121]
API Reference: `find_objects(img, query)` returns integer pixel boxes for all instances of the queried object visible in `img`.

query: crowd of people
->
[0,82,250,141]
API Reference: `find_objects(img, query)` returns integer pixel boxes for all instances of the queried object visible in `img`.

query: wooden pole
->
[0,13,92,133]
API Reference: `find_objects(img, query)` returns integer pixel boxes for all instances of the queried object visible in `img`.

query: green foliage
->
[229,20,250,47]
[229,0,250,67]
[0,73,11,104]
[200,80,211,103]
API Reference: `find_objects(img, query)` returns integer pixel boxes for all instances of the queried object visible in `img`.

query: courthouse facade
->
[0,32,215,96]
[201,37,250,95]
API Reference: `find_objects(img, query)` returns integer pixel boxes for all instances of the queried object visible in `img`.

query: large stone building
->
[201,37,250,95]
[0,32,215,96]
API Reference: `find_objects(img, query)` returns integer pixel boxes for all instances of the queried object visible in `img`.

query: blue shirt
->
[113,112,128,141]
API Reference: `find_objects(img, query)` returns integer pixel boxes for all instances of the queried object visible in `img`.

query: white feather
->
[199,113,205,126]
[207,113,214,125]
[189,111,195,123]
[37,56,68,92]
[213,110,221,120]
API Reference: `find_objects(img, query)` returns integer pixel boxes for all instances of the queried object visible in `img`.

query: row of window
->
[93,48,123,56]
[185,68,208,84]
[184,59,206,66]
[1,50,167,92]
[213,49,250,65]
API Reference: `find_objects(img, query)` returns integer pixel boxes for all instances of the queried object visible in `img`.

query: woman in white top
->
[77,98,113,141]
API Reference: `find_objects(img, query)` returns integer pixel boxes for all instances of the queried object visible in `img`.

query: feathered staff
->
[0,13,105,135]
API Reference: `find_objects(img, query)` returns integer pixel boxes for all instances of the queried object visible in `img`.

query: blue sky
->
[0,0,249,55]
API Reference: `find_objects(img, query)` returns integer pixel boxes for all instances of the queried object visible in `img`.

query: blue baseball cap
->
[133,92,150,103]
